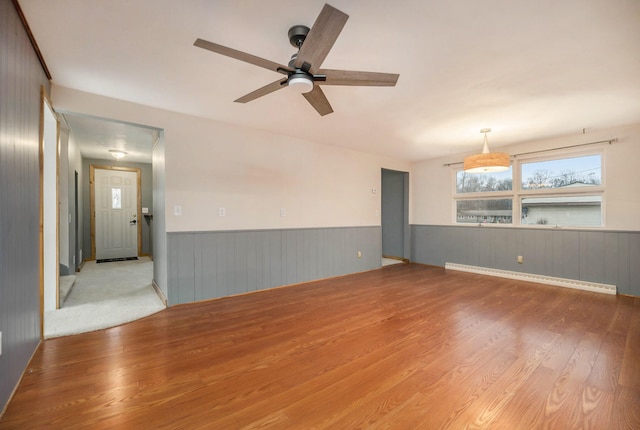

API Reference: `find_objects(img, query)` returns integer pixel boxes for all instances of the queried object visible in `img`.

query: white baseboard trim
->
[444,262,616,295]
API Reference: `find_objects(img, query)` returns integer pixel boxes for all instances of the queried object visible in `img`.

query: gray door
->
[381,169,409,259]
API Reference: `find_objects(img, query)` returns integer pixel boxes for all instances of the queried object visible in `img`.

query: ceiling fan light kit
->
[288,72,314,93]
[194,3,399,116]
[463,128,510,173]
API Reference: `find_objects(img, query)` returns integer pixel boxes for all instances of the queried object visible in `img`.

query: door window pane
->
[112,188,122,209]
[456,199,512,224]
[521,154,601,190]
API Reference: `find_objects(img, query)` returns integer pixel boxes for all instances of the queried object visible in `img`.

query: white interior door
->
[95,168,138,260]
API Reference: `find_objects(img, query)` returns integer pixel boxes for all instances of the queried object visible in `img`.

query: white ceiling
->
[61,113,158,163]
[19,0,640,162]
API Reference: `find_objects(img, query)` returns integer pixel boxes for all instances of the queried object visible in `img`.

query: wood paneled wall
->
[168,226,381,305]
[0,0,51,411]
[411,224,640,296]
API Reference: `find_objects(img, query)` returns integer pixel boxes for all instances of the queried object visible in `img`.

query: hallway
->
[44,257,165,338]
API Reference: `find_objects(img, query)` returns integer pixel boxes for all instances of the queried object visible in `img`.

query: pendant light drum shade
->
[463,151,510,173]
[463,128,510,173]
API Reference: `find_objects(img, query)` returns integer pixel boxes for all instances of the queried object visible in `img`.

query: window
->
[457,199,512,224]
[521,154,601,190]
[456,168,513,193]
[521,195,601,226]
[454,151,604,227]
[112,188,122,209]
[455,168,514,224]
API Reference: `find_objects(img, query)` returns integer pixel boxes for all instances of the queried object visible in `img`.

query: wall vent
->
[444,262,616,295]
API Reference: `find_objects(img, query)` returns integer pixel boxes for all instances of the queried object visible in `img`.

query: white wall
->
[53,86,639,235]
[166,120,403,231]
[51,85,410,233]
[411,122,640,231]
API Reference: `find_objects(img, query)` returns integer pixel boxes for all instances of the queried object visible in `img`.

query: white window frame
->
[453,146,606,228]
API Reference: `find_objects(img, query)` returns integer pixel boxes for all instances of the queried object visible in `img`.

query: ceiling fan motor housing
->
[288,25,310,48]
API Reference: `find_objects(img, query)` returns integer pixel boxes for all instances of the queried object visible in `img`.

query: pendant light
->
[463,128,510,173]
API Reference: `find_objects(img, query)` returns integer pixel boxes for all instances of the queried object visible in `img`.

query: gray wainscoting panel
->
[167,226,381,305]
[0,1,52,411]
[630,234,640,293]
[411,225,640,297]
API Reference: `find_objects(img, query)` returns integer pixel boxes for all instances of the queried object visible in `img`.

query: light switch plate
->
[173,205,182,216]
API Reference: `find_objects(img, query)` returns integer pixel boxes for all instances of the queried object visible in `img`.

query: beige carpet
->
[44,257,165,338]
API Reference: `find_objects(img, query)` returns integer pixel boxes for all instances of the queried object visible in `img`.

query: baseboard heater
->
[444,262,616,295]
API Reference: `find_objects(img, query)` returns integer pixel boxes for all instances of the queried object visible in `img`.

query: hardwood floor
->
[2,264,639,429]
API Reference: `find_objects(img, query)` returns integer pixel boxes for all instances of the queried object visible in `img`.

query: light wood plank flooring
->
[2,264,639,429]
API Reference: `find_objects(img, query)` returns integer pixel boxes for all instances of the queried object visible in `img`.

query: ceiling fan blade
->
[234,78,288,103]
[295,4,348,73]
[194,38,292,74]
[319,69,400,86]
[303,86,334,116]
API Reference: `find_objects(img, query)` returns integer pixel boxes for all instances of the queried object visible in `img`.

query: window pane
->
[112,188,122,209]
[521,195,601,227]
[456,168,512,193]
[456,199,512,224]
[521,154,601,190]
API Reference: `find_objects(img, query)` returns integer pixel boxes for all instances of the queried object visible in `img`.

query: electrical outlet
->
[219,207,226,217]
[280,208,286,217]
[173,205,182,216]
[517,255,524,264]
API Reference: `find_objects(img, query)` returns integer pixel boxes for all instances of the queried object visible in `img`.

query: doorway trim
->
[40,86,60,327]
[74,170,80,271]
[89,164,142,260]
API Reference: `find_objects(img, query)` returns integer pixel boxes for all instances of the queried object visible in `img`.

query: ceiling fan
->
[194,3,399,116]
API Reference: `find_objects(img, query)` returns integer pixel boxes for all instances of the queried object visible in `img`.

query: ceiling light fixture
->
[109,149,127,160]
[287,71,314,94]
[463,128,510,173]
